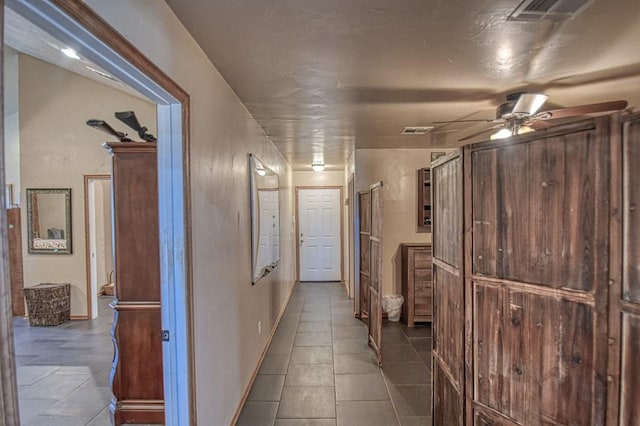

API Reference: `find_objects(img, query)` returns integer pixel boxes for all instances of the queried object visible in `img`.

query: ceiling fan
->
[434,92,628,142]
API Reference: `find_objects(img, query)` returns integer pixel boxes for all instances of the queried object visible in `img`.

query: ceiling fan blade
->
[432,118,495,124]
[526,120,552,130]
[458,124,505,142]
[532,100,628,121]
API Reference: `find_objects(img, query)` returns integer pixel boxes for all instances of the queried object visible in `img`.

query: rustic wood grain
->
[434,360,464,425]
[432,151,466,423]
[434,265,464,384]
[611,113,640,425]
[7,208,24,316]
[472,129,605,292]
[463,145,474,424]
[620,314,640,424]
[432,156,462,268]
[474,280,600,425]
[368,183,383,365]
[606,112,623,424]
[401,244,432,325]
[358,191,371,317]
[623,117,640,303]
[473,403,520,426]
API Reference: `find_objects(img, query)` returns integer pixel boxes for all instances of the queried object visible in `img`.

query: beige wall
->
[355,148,452,295]
[19,54,156,317]
[85,1,297,424]
[4,47,20,203]
[293,170,344,187]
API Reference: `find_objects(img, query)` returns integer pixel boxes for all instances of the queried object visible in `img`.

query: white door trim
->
[2,1,193,424]
[295,186,344,282]
[84,174,111,320]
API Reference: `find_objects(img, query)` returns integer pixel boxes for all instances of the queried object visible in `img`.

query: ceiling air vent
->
[509,0,596,22]
[401,126,433,135]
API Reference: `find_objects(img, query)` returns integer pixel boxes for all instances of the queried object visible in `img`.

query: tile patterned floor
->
[238,282,433,426]
[14,284,432,425]
[14,296,161,426]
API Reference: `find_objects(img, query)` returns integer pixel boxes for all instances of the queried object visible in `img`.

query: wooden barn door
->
[432,152,465,425]
[607,113,640,424]
[357,190,371,318]
[469,118,610,425]
[368,182,383,365]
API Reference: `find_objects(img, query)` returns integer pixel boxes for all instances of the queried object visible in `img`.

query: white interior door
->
[299,188,341,281]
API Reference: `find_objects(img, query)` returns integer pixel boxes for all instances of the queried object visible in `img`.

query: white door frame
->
[1,1,194,424]
[295,186,344,282]
[84,174,111,320]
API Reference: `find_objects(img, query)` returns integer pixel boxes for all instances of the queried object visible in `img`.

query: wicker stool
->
[23,283,71,326]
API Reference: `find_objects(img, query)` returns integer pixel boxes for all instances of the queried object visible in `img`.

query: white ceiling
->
[3,8,144,101]
[165,0,640,170]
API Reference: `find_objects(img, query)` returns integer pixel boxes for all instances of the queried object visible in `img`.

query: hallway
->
[238,282,432,426]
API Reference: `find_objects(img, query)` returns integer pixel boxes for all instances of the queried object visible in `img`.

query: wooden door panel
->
[614,115,640,425]
[434,265,464,385]
[368,183,383,365]
[434,361,464,426]
[359,273,369,316]
[433,156,462,269]
[472,130,604,292]
[620,313,640,424]
[474,282,599,425]
[360,235,370,274]
[359,191,371,233]
[432,152,465,423]
[358,191,371,318]
[623,118,640,303]
[474,406,520,426]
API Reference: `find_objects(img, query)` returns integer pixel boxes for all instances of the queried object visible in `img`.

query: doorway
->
[0,1,192,424]
[84,175,112,320]
[296,187,343,282]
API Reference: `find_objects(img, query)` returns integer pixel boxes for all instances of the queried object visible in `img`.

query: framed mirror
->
[249,154,280,284]
[26,188,72,254]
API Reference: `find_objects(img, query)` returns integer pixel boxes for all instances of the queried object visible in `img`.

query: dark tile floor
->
[14,296,160,426]
[238,282,433,426]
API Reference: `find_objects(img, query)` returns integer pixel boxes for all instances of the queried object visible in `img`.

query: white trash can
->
[382,295,404,322]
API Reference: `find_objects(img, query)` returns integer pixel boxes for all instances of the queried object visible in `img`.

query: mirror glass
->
[26,188,72,254]
[250,154,280,284]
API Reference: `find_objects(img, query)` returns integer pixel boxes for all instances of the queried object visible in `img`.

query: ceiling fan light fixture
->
[517,125,534,135]
[490,128,514,140]
[490,124,535,140]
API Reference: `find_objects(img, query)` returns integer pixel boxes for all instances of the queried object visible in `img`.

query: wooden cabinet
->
[401,243,432,326]
[104,142,164,425]
[417,168,431,231]
[432,117,619,425]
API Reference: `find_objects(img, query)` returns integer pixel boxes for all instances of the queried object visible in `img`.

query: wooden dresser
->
[104,142,164,425]
[401,243,433,326]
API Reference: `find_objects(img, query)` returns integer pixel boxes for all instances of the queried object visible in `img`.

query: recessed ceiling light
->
[61,47,80,60]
